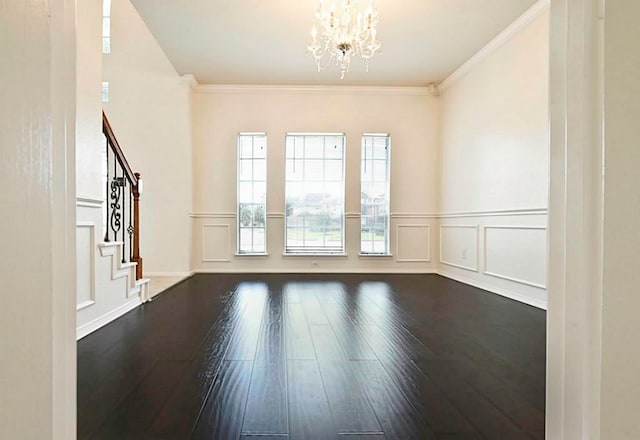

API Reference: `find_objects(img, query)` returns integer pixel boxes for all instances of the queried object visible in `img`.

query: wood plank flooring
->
[77,274,546,440]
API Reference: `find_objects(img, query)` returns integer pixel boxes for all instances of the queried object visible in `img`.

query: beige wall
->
[437,6,549,308]
[103,0,193,275]
[600,1,640,437]
[76,0,104,201]
[191,87,439,273]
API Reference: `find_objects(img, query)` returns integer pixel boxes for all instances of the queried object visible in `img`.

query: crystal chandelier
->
[307,0,382,79]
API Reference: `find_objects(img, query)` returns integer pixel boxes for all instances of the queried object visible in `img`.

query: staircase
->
[76,113,150,340]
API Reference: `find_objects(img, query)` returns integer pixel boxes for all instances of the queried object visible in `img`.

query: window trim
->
[284,132,346,255]
[360,133,391,255]
[237,132,267,255]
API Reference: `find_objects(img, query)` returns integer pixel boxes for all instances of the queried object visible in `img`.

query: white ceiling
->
[130,0,538,86]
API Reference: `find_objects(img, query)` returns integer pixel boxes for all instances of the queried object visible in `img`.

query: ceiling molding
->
[181,74,199,89]
[437,0,550,93]
[191,83,440,96]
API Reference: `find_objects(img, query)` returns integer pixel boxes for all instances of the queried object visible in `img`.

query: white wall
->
[437,5,550,308]
[103,0,193,276]
[0,0,76,438]
[191,87,439,273]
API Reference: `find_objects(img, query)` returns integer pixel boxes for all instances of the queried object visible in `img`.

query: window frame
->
[360,133,391,255]
[284,132,346,255]
[237,132,268,255]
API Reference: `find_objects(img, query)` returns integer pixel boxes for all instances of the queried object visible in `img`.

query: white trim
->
[193,84,439,96]
[194,268,437,274]
[281,253,348,258]
[390,213,437,219]
[191,209,547,220]
[358,253,393,258]
[76,297,141,340]
[482,225,547,289]
[76,196,103,208]
[190,212,236,218]
[396,224,431,262]
[439,224,479,272]
[144,271,194,277]
[181,73,199,89]
[438,208,548,218]
[202,224,231,262]
[438,0,551,92]
[76,300,95,311]
[437,270,546,310]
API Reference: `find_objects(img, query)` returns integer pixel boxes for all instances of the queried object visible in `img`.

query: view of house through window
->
[238,133,267,254]
[361,134,391,254]
[285,133,345,254]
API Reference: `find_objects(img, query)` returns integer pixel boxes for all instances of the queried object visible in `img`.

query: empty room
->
[3,0,640,440]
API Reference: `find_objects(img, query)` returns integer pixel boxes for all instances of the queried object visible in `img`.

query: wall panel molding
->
[396,224,431,262]
[483,225,547,289]
[439,224,479,271]
[76,223,96,310]
[202,224,231,262]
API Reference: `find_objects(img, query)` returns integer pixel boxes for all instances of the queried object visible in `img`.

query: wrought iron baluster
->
[110,162,122,243]
[105,137,110,242]
[128,187,133,262]
[121,174,126,264]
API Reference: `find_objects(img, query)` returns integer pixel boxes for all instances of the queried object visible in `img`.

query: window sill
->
[235,253,269,257]
[359,253,393,258]
[282,253,348,258]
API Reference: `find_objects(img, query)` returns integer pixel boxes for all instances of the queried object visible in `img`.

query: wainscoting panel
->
[439,225,479,271]
[202,224,231,262]
[76,223,95,310]
[396,224,431,262]
[484,226,547,288]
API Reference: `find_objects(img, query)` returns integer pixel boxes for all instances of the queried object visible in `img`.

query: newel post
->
[132,172,143,279]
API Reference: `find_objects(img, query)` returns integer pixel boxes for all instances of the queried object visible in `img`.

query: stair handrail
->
[102,112,143,280]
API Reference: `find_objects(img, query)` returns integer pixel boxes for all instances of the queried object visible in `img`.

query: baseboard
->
[437,269,547,310]
[76,297,141,340]
[193,268,438,274]
[144,271,195,277]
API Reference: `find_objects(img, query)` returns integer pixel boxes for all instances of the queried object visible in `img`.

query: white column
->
[0,0,77,438]
[547,0,604,438]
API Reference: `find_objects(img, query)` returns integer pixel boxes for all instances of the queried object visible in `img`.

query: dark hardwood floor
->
[77,274,546,440]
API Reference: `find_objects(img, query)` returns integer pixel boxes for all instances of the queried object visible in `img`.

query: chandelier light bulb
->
[307,0,381,79]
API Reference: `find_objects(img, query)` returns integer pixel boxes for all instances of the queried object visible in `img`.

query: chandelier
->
[307,0,382,79]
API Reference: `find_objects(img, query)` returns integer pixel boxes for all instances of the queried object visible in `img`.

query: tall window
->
[238,133,267,254]
[285,133,345,254]
[361,134,390,254]
[102,0,112,53]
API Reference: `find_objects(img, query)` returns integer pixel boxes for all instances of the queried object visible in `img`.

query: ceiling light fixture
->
[307,0,382,79]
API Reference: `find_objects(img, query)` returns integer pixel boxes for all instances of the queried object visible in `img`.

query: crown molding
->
[437,0,550,93]
[190,83,439,96]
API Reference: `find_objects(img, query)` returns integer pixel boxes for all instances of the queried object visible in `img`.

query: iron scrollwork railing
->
[103,112,143,279]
